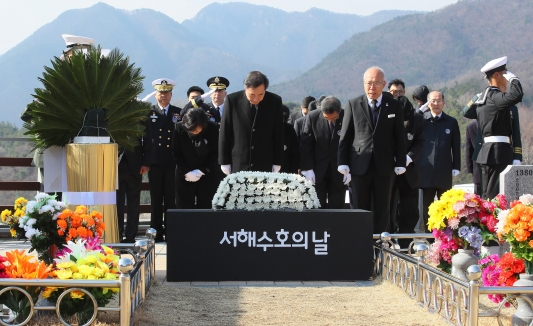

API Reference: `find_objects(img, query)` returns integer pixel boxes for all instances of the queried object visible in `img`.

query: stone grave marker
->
[500,165,533,202]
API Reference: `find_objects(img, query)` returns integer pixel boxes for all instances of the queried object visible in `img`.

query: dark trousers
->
[421,187,447,233]
[175,174,219,209]
[351,163,394,234]
[148,165,176,238]
[116,160,142,242]
[481,163,508,200]
[473,162,483,197]
[392,175,420,248]
[315,167,346,209]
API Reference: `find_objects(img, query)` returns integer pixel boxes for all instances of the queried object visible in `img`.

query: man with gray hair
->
[301,96,347,209]
[219,71,284,174]
[338,66,407,233]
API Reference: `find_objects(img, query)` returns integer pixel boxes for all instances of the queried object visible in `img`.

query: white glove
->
[513,160,522,165]
[337,165,350,174]
[221,164,231,175]
[302,169,316,185]
[201,88,216,99]
[419,102,429,113]
[272,165,281,173]
[342,173,351,185]
[185,171,201,182]
[452,169,460,177]
[394,167,406,175]
[503,71,518,82]
[192,169,205,180]
[406,155,413,167]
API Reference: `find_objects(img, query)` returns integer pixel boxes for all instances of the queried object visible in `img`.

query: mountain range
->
[0,2,416,125]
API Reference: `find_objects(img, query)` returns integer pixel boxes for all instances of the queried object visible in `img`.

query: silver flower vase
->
[451,249,478,282]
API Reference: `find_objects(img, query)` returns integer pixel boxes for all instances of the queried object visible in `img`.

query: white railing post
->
[467,265,482,326]
[119,258,134,326]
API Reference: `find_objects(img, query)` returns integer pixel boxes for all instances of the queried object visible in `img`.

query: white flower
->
[35,192,49,201]
[25,218,37,227]
[39,205,54,214]
[226,202,235,210]
[495,209,510,234]
[519,194,533,206]
[25,201,37,214]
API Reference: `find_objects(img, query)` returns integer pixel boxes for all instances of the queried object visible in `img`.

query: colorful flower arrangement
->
[1,196,28,238]
[213,171,320,211]
[495,194,533,273]
[479,252,525,305]
[427,190,508,272]
[56,205,105,242]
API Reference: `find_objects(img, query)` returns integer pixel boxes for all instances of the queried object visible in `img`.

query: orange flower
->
[58,229,65,236]
[515,228,530,242]
[76,226,88,238]
[57,219,67,230]
[68,228,78,239]
[4,250,52,279]
[70,215,82,228]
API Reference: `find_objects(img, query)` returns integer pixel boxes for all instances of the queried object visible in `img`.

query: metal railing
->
[0,229,158,326]
[375,232,533,326]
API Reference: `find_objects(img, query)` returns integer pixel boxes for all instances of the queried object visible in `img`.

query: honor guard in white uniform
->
[463,56,524,199]
[147,78,181,242]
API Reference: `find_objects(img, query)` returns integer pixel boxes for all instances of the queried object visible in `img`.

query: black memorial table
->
[165,209,373,282]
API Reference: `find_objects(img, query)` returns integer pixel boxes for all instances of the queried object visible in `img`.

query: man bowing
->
[219,71,284,174]
[338,66,407,233]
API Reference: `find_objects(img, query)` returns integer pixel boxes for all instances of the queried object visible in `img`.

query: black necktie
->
[370,100,379,126]
[215,106,220,113]
[250,105,257,119]
[162,108,166,116]
[329,121,335,137]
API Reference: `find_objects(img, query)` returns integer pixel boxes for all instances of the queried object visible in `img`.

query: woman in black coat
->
[172,108,219,209]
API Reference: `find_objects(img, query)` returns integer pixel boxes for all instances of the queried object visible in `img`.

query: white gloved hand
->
[302,169,316,185]
[337,165,350,175]
[452,169,460,177]
[272,165,281,173]
[419,102,430,113]
[394,167,406,175]
[406,155,413,167]
[185,171,201,182]
[221,164,231,175]
[192,169,205,180]
[503,71,518,82]
[201,88,216,99]
[342,173,352,185]
[513,160,522,165]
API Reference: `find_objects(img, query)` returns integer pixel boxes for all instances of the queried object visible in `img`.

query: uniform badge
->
[172,113,181,123]
[284,145,287,151]
[337,130,341,135]
[210,117,215,122]
[152,119,156,122]
[407,133,413,140]
[204,139,208,144]
[445,129,450,134]
[151,112,157,122]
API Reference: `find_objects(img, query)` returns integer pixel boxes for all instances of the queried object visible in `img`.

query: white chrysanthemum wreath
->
[212,171,320,211]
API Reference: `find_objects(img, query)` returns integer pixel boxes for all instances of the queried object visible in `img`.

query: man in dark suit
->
[419,91,461,232]
[288,96,315,125]
[338,66,407,233]
[281,105,300,174]
[294,97,323,143]
[390,96,425,247]
[219,71,284,174]
[147,78,181,242]
[465,121,482,196]
[301,96,347,209]
[116,119,151,243]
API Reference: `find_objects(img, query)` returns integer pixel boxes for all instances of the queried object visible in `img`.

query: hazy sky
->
[0,0,458,55]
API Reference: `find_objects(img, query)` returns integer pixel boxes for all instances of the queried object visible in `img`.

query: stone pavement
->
[0,237,373,288]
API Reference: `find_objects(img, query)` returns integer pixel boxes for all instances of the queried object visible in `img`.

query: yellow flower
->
[42,287,58,299]
[55,270,73,280]
[56,261,76,269]
[10,229,16,237]
[70,290,85,299]
[104,273,117,280]
[13,209,25,217]
[102,288,109,295]
[72,272,84,279]
[92,267,104,278]
[86,255,98,265]
[101,245,114,255]
[1,209,11,222]
[87,274,97,280]
[97,261,110,274]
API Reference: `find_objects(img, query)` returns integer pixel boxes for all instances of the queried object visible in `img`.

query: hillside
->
[271,0,533,102]
[0,2,416,126]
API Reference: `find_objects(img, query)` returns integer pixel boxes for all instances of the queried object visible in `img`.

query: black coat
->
[121,119,152,174]
[294,116,307,143]
[463,79,523,165]
[403,110,425,189]
[288,110,304,125]
[218,90,284,173]
[301,109,344,184]
[466,121,481,185]
[419,111,461,189]
[172,121,219,179]
[338,94,406,176]
[281,123,300,174]
[181,101,221,123]
[148,104,181,166]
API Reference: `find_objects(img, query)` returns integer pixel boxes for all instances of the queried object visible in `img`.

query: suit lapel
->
[374,97,388,131]
[319,115,330,140]
[238,93,254,125]
[332,111,343,142]
[360,96,373,131]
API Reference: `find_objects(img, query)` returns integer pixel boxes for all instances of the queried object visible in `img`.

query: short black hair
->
[316,95,326,109]
[182,108,208,131]
[485,64,507,80]
[320,96,341,115]
[388,79,405,89]
[187,86,204,97]
[301,96,316,108]
[244,71,269,89]
[282,105,291,123]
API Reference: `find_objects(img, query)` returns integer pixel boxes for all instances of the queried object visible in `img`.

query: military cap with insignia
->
[206,76,230,90]
[62,34,94,51]
[480,56,507,76]
[152,78,176,92]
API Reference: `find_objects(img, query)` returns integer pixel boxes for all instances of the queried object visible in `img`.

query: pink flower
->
[448,218,460,229]
[453,201,466,212]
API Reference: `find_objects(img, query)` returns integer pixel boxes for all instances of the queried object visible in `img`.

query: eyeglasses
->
[429,100,443,104]
[364,81,384,88]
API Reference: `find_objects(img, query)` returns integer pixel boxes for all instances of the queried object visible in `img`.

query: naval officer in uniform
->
[463,56,524,199]
[206,76,230,122]
[147,78,181,242]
